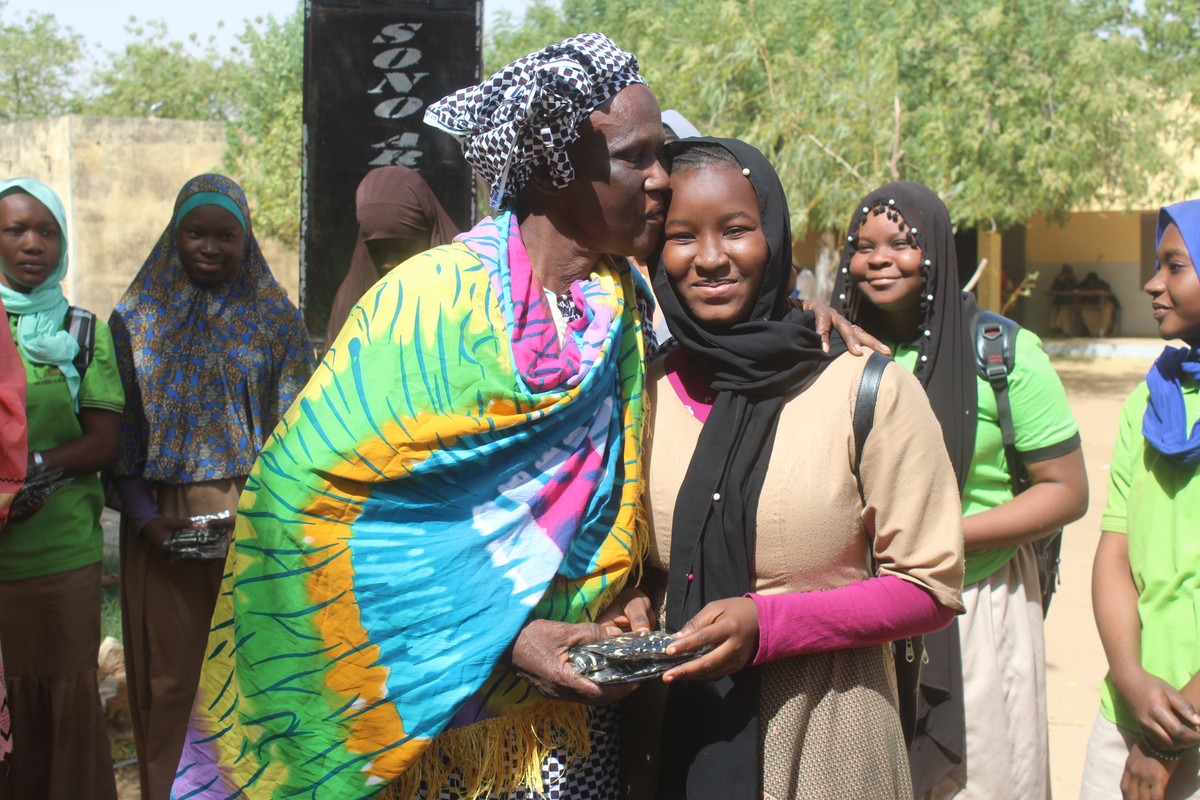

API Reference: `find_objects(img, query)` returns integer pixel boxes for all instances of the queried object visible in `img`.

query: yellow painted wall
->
[1025,212,1143,264]
[791,228,824,269]
[0,116,300,321]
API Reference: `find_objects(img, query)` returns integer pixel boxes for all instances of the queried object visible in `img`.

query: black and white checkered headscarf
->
[424,33,644,210]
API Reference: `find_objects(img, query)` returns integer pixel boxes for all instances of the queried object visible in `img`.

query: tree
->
[79,19,241,121]
[222,7,303,244]
[490,0,1196,295]
[0,0,84,122]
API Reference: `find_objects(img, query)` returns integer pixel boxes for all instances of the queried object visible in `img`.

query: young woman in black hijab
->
[628,140,965,800]
[832,182,1088,799]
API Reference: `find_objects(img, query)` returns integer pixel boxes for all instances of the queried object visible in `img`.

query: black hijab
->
[651,137,843,800]
[830,181,975,794]
[830,181,977,491]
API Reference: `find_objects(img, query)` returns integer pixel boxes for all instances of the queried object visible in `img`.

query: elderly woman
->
[170,34,668,800]
[109,174,313,800]
[0,178,122,800]
[322,166,459,351]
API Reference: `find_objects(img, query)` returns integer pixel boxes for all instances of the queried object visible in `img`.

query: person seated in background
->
[1079,271,1121,337]
[1048,263,1079,336]
[322,166,458,351]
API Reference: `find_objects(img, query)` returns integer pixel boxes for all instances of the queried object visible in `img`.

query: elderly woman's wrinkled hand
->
[660,597,759,682]
[508,619,639,705]
[795,297,891,357]
[596,585,655,634]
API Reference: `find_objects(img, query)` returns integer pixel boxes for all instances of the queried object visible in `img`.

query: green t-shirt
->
[892,328,1080,584]
[0,313,125,581]
[1099,379,1200,731]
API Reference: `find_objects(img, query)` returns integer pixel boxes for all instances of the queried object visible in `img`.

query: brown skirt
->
[120,479,241,800]
[0,561,117,800]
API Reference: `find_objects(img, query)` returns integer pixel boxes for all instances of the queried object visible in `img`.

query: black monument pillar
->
[302,0,482,337]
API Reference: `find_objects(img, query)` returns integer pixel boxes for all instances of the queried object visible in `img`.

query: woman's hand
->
[6,495,45,525]
[39,409,120,479]
[207,514,237,540]
[1114,667,1200,751]
[596,585,655,634]
[795,297,891,356]
[508,619,638,705]
[661,597,759,682]
[140,516,194,555]
[1121,741,1181,800]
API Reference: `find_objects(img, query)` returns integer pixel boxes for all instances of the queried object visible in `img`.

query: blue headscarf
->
[0,178,82,409]
[109,174,314,483]
[1143,199,1200,467]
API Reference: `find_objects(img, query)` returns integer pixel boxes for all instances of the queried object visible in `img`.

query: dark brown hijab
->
[323,167,458,350]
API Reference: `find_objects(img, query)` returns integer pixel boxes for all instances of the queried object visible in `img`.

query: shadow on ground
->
[1052,358,1150,399]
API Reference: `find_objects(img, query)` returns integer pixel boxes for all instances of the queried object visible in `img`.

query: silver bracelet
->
[30,451,43,467]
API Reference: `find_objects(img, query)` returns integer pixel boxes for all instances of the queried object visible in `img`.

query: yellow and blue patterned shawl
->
[174,212,647,799]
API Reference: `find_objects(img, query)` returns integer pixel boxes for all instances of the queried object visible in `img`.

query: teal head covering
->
[0,178,82,409]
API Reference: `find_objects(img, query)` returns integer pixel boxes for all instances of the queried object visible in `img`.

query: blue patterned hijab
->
[1144,199,1200,467]
[109,174,313,483]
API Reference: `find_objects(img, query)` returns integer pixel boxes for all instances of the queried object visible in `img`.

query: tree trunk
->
[814,228,840,303]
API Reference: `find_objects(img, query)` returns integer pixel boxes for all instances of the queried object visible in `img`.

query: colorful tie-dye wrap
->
[173,212,647,800]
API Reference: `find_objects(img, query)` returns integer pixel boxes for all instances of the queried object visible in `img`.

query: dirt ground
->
[1047,355,1158,799]
[100,353,1155,799]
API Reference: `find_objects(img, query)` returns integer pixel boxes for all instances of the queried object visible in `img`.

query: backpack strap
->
[852,350,924,747]
[973,310,1023,489]
[972,310,1063,616]
[65,306,97,384]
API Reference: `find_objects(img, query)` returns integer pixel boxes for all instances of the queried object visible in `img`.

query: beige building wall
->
[0,115,300,322]
[1022,210,1155,337]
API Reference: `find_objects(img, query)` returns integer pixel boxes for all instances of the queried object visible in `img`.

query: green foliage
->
[489,0,1195,238]
[78,19,242,120]
[221,7,304,243]
[0,0,84,122]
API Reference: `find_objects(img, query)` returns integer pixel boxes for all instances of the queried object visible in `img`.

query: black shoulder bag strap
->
[973,310,1062,617]
[853,351,925,748]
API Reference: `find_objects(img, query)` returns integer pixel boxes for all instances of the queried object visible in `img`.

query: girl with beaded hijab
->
[629,140,965,800]
[832,182,1088,799]
[1079,199,1200,800]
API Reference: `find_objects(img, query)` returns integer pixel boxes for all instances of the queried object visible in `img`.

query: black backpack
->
[972,310,1063,617]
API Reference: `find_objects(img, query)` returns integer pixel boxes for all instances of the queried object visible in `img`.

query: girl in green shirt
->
[0,177,122,799]
[833,182,1089,799]
[1083,199,1200,800]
